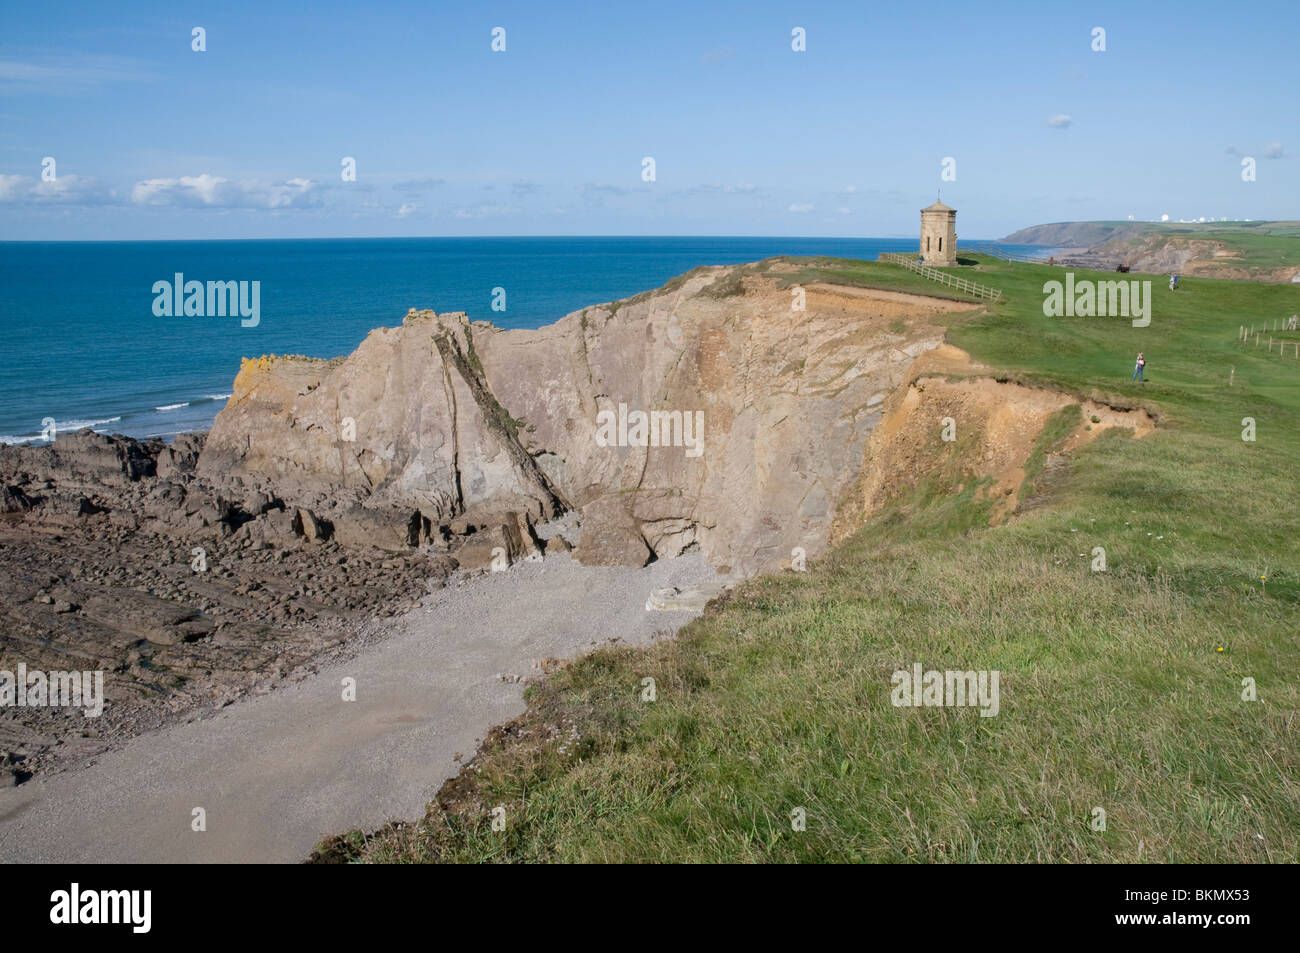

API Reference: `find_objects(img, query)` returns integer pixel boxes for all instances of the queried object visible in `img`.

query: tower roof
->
[922,200,955,212]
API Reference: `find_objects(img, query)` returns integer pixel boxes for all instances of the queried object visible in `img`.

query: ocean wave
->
[60,416,122,430]
[3,394,231,447]
[1,416,122,445]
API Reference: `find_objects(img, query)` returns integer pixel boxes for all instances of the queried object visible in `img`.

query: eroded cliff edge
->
[199,261,984,574]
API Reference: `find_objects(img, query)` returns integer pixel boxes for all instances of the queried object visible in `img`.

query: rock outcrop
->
[200,260,982,573]
[0,429,457,779]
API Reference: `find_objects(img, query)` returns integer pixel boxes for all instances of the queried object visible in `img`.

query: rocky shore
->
[0,429,488,782]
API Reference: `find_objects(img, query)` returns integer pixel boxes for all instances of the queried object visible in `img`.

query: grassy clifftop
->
[329,256,1300,863]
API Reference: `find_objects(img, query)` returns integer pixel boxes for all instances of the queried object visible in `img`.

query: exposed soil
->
[831,346,1156,540]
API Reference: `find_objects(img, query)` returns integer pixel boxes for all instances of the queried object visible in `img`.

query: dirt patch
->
[902,342,988,381]
[739,275,985,328]
[831,346,1155,539]
[1181,260,1300,282]
[803,283,986,321]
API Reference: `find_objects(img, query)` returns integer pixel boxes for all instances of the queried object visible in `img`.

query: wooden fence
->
[877,252,1004,301]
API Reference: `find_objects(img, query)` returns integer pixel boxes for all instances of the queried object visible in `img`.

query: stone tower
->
[920,199,957,266]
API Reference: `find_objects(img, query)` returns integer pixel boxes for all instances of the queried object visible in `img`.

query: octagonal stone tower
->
[920,199,957,266]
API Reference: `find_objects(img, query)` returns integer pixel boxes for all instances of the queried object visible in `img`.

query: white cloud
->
[0,53,157,92]
[396,202,418,218]
[0,173,27,201]
[1047,114,1072,128]
[1264,142,1285,159]
[788,202,814,213]
[678,183,759,197]
[132,173,225,206]
[131,174,319,209]
[393,177,445,192]
[449,203,522,219]
[0,173,113,205]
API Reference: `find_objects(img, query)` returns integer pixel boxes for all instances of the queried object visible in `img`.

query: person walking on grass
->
[1132,351,1146,382]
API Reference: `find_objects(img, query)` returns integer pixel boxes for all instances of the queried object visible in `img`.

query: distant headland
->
[1000,219,1300,282]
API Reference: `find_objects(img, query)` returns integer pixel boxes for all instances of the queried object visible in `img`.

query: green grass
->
[1017,403,1081,506]
[777,255,989,303]
[339,255,1300,864]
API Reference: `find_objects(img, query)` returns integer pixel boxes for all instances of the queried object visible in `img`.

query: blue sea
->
[0,237,1045,444]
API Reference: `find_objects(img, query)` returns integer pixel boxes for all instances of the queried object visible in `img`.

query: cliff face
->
[199,260,983,574]
[200,317,564,526]
[830,344,1156,542]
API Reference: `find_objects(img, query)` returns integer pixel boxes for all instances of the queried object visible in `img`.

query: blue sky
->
[1,0,1296,240]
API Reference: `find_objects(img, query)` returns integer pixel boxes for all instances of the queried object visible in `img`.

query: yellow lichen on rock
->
[230,354,328,404]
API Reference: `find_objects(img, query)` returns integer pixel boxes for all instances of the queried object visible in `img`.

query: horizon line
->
[0,233,1026,245]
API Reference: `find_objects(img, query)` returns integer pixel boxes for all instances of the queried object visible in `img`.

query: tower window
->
[938,237,943,252]
[926,236,931,252]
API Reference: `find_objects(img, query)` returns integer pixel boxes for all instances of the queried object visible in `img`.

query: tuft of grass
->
[1017,403,1081,505]
[699,262,769,299]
